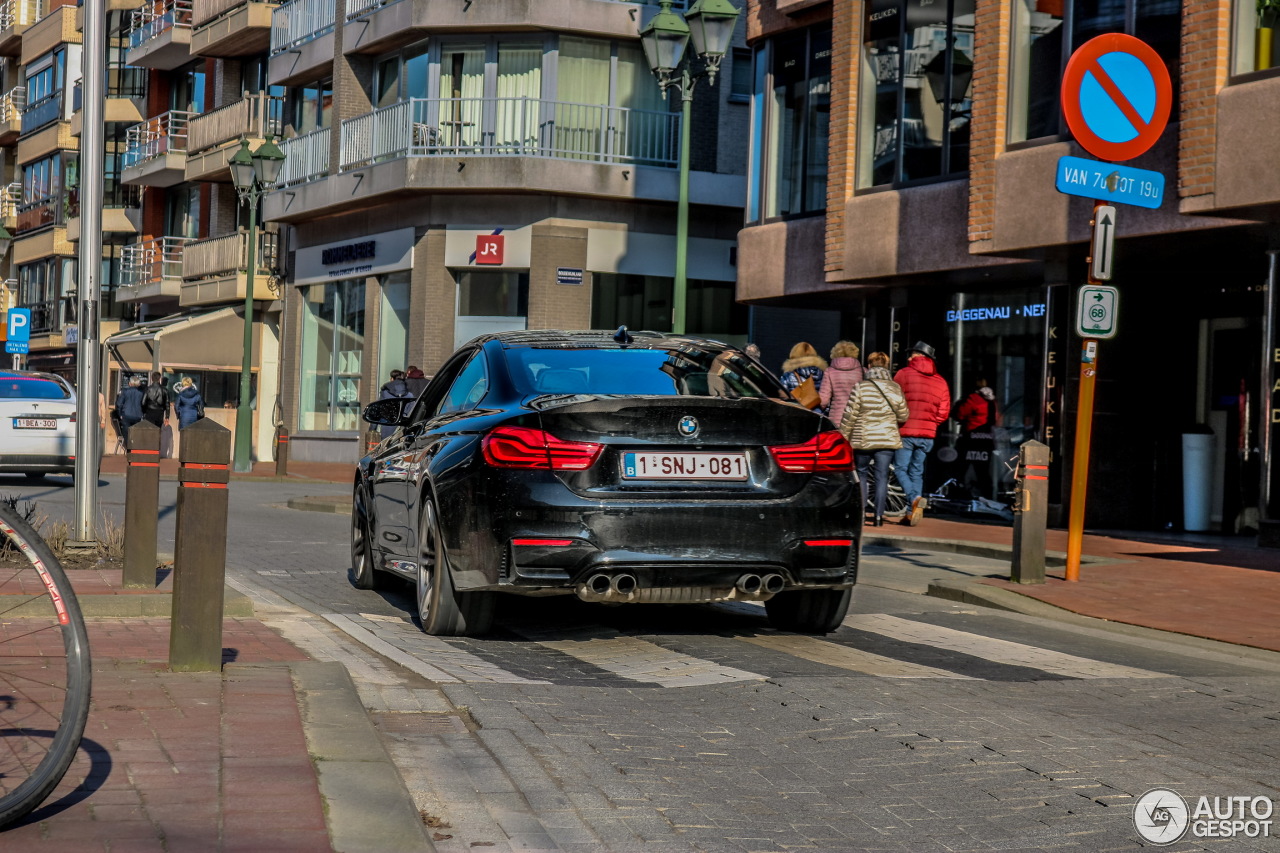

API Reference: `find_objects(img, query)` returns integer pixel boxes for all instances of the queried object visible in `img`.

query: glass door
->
[438,44,484,149]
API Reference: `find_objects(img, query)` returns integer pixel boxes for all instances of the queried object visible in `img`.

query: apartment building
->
[253,0,751,462]
[740,0,1280,542]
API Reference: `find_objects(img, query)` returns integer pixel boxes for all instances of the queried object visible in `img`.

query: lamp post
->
[228,136,285,474]
[640,0,740,335]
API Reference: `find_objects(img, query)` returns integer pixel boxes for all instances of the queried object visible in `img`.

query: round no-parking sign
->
[1061,33,1172,162]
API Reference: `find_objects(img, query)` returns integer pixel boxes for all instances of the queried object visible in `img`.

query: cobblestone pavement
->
[9,476,1280,852]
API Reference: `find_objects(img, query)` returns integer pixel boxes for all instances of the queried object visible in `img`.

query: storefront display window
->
[1009,0,1180,142]
[378,273,411,382]
[859,0,974,187]
[1233,0,1280,74]
[591,274,747,345]
[299,278,365,431]
[454,271,528,350]
[941,288,1047,501]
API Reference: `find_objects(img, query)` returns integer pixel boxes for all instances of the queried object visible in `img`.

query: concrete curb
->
[68,584,253,617]
[924,576,1280,667]
[862,533,1117,568]
[291,660,435,853]
[287,495,349,514]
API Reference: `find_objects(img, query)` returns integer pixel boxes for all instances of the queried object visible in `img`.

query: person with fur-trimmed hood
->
[893,341,951,526]
[778,342,827,396]
[820,340,863,420]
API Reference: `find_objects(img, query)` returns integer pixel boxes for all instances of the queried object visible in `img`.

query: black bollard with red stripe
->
[122,419,160,589]
[169,417,231,672]
[274,424,289,478]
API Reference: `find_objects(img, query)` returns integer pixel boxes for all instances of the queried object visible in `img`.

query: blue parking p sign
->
[5,308,30,354]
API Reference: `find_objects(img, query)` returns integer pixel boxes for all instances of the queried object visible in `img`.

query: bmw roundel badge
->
[678,416,699,438]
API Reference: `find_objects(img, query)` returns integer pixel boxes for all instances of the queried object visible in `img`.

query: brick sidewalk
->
[888,515,1280,652]
[96,455,353,484]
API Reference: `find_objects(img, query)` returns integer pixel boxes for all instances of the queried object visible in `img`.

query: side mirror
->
[362,398,410,426]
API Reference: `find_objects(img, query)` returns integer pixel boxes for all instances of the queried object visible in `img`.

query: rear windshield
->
[506,347,781,399]
[0,377,71,400]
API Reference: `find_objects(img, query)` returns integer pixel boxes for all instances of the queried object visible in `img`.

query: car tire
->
[765,587,851,634]
[417,499,494,637]
[350,487,383,590]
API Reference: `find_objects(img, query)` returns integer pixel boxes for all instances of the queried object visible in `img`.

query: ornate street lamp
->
[640,0,741,335]
[229,137,286,473]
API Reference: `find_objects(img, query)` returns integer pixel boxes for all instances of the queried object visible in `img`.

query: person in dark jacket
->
[378,370,413,438]
[892,341,952,526]
[953,379,1000,499]
[404,366,429,397]
[141,371,170,428]
[114,375,145,449]
[778,342,827,403]
[173,377,205,430]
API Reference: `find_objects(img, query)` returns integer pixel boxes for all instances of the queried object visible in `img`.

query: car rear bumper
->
[0,454,75,474]
[447,471,861,594]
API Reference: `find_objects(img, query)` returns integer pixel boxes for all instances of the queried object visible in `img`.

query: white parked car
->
[0,370,77,479]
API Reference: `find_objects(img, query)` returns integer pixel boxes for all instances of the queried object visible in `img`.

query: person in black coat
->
[141,371,170,428]
[114,375,145,448]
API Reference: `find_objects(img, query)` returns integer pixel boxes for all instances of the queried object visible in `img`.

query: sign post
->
[1058,33,1170,581]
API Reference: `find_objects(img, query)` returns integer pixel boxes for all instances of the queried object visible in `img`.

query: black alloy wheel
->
[416,499,494,637]
[350,487,382,590]
[765,587,852,634]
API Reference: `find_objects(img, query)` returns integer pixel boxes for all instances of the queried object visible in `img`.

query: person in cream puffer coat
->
[839,352,909,526]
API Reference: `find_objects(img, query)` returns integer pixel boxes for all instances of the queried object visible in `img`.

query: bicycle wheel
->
[0,503,91,827]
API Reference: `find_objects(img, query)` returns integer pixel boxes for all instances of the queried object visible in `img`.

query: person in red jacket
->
[893,341,951,526]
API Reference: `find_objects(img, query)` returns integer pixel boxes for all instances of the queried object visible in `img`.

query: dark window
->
[504,347,779,399]
[592,274,747,343]
[861,0,974,187]
[1009,0,1180,142]
[729,48,752,103]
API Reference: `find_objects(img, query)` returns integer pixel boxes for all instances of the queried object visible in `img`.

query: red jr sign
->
[476,234,504,265]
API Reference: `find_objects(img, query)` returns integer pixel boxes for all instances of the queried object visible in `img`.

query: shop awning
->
[104,307,258,373]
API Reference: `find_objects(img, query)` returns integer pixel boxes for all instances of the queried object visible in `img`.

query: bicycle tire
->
[0,503,92,828]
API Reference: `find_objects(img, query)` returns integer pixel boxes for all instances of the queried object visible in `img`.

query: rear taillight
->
[482,426,603,471]
[769,431,854,473]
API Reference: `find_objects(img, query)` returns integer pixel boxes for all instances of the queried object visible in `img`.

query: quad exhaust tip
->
[587,573,612,595]
[611,573,638,595]
[761,573,785,594]
[736,574,762,594]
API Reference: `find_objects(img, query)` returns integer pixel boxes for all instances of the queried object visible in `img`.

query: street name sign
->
[1055,156,1164,208]
[1060,33,1172,162]
[1076,285,1119,340]
[1090,205,1116,281]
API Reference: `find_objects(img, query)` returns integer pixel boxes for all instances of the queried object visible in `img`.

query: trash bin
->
[1181,430,1214,532]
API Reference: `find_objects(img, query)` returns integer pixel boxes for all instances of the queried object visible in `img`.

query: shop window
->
[752,23,831,217]
[859,0,974,188]
[162,369,255,410]
[377,272,411,386]
[591,274,747,345]
[299,278,366,431]
[1234,0,1280,75]
[1009,0,1180,142]
[454,271,528,350]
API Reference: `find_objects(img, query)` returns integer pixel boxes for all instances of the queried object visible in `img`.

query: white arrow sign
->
[1090,205,1116,281]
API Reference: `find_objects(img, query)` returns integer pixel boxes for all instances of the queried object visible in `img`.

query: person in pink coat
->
[820,340,863,421]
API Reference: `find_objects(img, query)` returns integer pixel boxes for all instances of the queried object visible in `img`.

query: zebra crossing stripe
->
[737,634,977,679]
[514,626,765,688]
[846,614,1170,679]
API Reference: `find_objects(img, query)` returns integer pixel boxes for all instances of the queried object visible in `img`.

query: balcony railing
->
[187,92,284,153]
[16,194,65,232]
[123,110,194,168]
[0,86,24,123]
[72,67,148,110]
[339,97,679,171]
[0,182,20,220]
[269,0,333,54]
[24,296,74,335]
[122,236,190,286]
[128,0,192,49]
[20,92,61,135]
[0,0,40,30]
[345,0,685,19]
[274,125,328,187]
[66,184,141,218]
[183,229,278,279]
